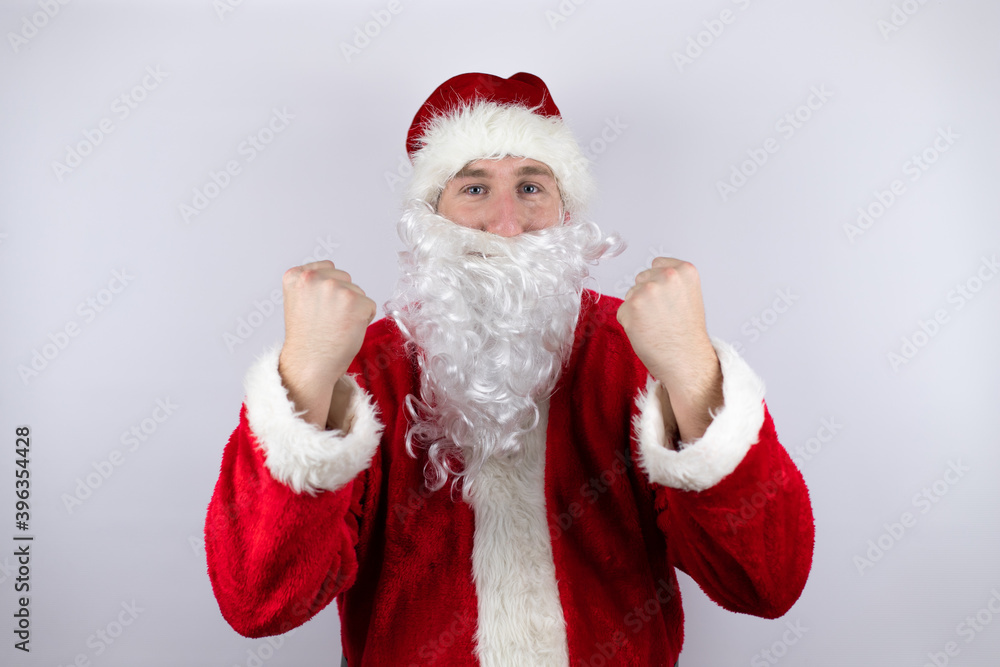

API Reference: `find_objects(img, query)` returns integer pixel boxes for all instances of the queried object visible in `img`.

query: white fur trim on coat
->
[243,346,383,495]
[633,338,767,492]
[405,100,595,217]
[469,398,569,666]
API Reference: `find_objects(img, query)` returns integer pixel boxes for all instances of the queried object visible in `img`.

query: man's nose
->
[483,191,525,237]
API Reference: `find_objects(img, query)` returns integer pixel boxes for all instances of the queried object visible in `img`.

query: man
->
[205,72,814,666]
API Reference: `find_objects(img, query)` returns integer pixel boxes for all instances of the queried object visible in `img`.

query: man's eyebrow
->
[451,164,556,179]
[453,166,490,179]
[516,165,555,179]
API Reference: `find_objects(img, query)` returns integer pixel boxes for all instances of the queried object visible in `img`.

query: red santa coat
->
[205,289,814,666]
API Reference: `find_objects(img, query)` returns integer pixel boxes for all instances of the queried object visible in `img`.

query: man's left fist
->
[617,257,718,391]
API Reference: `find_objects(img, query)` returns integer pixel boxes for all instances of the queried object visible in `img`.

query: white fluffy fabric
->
[405,100,595,217]
[384,200,622,500]
[633,337,767,492]
[243,346,383,495]
[469,397,569,666]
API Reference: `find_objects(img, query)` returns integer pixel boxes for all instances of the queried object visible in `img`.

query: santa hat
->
[404,72,595,217]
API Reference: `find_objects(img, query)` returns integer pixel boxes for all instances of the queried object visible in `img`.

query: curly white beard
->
[384,200,624,500]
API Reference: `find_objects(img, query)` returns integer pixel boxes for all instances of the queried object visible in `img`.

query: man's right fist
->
[277,261,376,429]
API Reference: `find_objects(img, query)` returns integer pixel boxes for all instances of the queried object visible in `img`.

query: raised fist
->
[277,261,376,429]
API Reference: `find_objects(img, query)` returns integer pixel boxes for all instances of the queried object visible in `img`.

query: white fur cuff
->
[633,338,767,492]
[243,346,383,495]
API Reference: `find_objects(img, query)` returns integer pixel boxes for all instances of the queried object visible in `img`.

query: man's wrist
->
[656,342,723,443]
[327,375,356,432]
[653,339,718,400]
[278,351,339,429]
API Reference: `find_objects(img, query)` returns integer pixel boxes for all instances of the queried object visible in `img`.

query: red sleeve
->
[655,404,814,618]
[204,406,370,637]
[631,337,814,619]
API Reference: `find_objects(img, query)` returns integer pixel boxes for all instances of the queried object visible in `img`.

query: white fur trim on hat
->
[405,100,595,216]
[633,337,767,492]
[243,346,383,495]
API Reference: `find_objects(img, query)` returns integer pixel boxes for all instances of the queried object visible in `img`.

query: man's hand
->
[617,257,723,443]
[278,261,376,430]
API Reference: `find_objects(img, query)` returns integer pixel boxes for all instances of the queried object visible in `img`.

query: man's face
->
[436,156,565,236]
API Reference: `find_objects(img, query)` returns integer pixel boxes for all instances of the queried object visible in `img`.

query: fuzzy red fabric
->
[205,289,814,665]
[406,72,561,156]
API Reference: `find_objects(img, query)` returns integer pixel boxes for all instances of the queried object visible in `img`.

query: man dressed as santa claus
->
[205,72,814,666]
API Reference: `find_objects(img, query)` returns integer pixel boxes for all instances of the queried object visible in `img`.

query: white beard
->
[384,200,624,500]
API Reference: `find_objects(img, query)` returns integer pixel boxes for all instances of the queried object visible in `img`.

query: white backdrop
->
[2,1,999,665]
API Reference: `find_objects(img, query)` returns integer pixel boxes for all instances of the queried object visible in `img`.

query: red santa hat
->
[404,72,595,217]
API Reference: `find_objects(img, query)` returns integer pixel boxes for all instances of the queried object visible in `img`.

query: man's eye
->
[465,185,485,195]
[522,184,539,194]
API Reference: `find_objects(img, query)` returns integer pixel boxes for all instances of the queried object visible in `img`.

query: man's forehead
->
[452,158,556,180]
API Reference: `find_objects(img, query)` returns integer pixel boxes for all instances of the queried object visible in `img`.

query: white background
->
[1,0,999,665]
